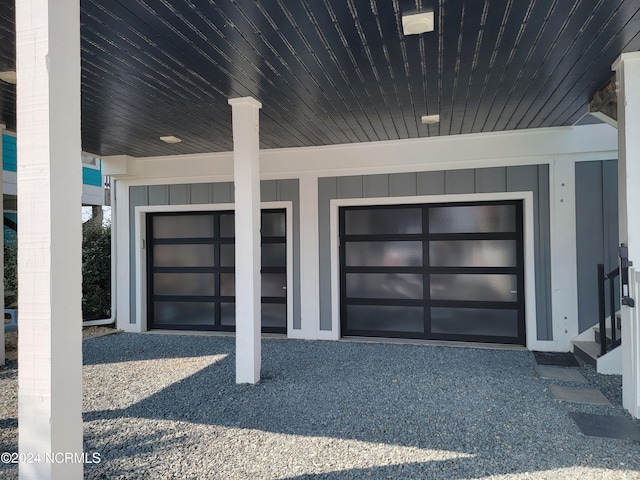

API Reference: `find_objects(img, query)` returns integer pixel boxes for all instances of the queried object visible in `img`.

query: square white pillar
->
[16,0,83,478]
[229,97,262,384]
[613,52,640,418]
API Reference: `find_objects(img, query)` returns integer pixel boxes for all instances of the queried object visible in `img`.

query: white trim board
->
[133,201,294,336]
[105,124,617,183]
[115,181,133,331]
[329,192,543,350]
[548,156,579,351]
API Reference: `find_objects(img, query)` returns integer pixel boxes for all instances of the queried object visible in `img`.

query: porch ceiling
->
[0,1,639,158]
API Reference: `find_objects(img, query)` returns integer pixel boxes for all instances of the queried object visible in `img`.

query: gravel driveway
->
[1,333,639,479]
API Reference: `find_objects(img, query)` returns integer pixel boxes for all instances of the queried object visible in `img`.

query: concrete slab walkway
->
[535,364,588,382]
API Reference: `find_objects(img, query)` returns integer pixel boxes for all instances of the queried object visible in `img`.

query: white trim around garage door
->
[133,201,294,335]
[329,191,543,350]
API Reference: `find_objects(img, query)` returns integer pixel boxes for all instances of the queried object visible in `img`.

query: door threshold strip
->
[340,336,527,351]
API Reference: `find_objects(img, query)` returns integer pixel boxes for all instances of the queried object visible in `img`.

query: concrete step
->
[573,340,600,367]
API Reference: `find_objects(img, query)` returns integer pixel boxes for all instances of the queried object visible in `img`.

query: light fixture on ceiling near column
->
[421,114,440,125]
[160,135,181,144]
[402,12,434,35]
[0,71,17,84]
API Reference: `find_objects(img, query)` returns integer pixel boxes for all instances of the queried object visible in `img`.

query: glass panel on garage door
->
[147,209,287,333]
[339,201,525,345]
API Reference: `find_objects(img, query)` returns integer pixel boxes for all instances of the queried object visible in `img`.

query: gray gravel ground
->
[1,333,640,479]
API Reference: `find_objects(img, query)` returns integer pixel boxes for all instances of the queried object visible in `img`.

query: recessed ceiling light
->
[421,114,440,125]
[402,12,434,36]
[160,135,181,144]
[0,71,17,84]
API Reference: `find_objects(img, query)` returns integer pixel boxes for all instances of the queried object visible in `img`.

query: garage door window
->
[147,209,287,332]
[339,201,525,344]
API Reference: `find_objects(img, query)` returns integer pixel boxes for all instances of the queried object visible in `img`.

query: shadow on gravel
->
[82,333,236,365]
[78,333,640,478]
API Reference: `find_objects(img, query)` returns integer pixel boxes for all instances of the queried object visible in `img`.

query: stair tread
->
[573,340,601,359]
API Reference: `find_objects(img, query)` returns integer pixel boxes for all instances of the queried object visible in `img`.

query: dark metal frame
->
[146,209,287,333]
[339,200,526,345]
[597,263,621,356]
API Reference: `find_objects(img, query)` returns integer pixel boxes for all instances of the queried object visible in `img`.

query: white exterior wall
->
[104,124,618,351]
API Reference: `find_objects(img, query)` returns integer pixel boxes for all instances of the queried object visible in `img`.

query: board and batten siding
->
[318,166,553,341]
[128,180,301,329]
[575,160,619,333]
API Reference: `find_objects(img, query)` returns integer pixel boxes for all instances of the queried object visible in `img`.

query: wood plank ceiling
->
[0,0,639,158]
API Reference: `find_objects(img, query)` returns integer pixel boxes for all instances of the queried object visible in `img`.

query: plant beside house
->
[3,218,111,320]
[4,237,17,309]
[82,219,111,321]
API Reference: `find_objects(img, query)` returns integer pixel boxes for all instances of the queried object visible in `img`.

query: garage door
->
[339,201,525,345]
[146,209,287,333]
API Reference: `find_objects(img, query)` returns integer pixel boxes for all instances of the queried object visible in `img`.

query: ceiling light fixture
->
[402,12,434,36]
[421,114,440,125]
[0,71,17,84]
[160,135,181,144]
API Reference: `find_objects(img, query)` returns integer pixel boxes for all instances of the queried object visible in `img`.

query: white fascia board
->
[129,151,233,181]
[104,153,231,181]
[102,154,132,177]
[259,124,617,175]
[115,125,617,183]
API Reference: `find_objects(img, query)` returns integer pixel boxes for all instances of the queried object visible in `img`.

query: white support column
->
[16,0,83,478]
[613,52,640,418]
[229,97,262,384]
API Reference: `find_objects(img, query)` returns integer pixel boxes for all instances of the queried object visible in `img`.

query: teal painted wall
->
[3,133,102,186]
[82,165,103,187]
[2,134,16,172]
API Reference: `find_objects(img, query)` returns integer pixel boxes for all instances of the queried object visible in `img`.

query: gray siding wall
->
[129,180,301,328]
[575,160,619,332]
[318,166,553,340]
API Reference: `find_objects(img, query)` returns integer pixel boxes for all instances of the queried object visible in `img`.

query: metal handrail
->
[597,263,621,356]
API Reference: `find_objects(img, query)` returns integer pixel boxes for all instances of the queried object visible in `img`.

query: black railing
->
[597,263,621,356]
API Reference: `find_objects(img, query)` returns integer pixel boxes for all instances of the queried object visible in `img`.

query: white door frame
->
[328,191,547,350]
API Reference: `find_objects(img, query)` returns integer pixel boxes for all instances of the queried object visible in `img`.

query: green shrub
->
[4,236,17,308]
[3,220,111,319]
[82,219,111,320]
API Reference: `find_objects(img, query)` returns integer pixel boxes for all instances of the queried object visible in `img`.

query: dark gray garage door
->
[339,201,525,345]
[147,209,287,333]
